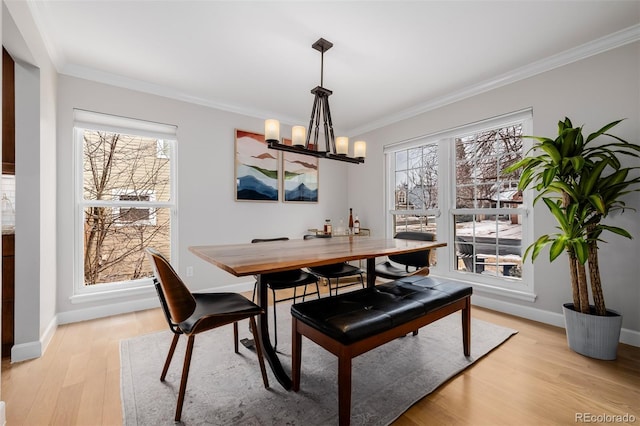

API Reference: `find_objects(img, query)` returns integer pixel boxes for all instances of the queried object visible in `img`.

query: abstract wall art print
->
[282,138,319,203]
[235,129,279,201]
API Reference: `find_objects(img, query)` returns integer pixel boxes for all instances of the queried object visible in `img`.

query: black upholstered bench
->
[291,276,472,426]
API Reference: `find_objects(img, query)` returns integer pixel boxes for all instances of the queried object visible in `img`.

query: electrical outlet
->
[186,266,194,277]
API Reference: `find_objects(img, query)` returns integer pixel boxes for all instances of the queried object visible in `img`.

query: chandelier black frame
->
[265,38,365,164]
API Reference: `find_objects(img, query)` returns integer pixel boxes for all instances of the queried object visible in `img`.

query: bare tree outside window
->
[83,131,172,285]
[454,124,524,278]
[393,144,439,240]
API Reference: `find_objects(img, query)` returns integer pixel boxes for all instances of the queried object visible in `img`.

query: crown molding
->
[49,20,639,137]
[26,0,65,71]
[61,63,303,126]
[347,24,640,137]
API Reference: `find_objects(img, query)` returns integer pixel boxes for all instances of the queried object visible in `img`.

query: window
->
[390,143,440,266]
[453,124,523,278]
[74,110,177,294]
[386,110,534,299]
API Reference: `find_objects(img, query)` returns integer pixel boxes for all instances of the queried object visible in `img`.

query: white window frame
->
[385,109,536,301]
[71,110,178,301]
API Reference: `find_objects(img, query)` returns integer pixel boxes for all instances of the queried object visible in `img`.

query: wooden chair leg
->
[292,317,302,391]
[233,321,239,354]
[249,316,269,389]
[462,297,471,356]
[175,335,195,422]
[161,333,180,381]
[338,355,352,426]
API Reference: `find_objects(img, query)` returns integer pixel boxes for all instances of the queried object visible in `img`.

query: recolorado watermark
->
[576,413,636,423]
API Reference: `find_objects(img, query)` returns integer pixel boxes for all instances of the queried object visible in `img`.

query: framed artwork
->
[282,138,319,202]
[235,129,279,201]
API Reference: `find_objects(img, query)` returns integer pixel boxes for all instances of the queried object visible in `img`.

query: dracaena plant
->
[504,118,640,316]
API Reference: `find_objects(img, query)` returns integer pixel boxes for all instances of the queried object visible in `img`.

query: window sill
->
[469,281,537,302]
[432,272,537,302]
[70,283,155,304]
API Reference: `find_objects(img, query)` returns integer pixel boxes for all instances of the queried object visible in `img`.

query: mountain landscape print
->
[282,151,318,202]
[235,130,279,201]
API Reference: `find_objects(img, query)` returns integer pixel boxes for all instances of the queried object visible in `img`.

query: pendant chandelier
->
[265,38,366,164]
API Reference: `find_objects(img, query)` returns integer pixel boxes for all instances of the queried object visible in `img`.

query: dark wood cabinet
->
[2,46,16,357]
[2,47,15,175]
[2,234,14,357]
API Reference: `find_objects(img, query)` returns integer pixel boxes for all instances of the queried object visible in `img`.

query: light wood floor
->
[2,282,639,425]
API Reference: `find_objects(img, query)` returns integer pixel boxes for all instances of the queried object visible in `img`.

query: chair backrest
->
[303,234,331,240]
[455,236,474,257]
[146,248,196,324]
[251,237,304,280]
[388,231,435,269]
[251,237,289,243]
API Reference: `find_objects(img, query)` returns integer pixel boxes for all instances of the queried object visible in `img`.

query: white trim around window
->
[385,109,536,302]
[71,110,178,301]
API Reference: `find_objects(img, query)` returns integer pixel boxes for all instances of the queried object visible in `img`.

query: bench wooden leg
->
[292,317,302,391]
[462,296,471,356]
[338,354,352,426]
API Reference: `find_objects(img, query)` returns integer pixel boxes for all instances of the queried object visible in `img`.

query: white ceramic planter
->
[562,303,622,360]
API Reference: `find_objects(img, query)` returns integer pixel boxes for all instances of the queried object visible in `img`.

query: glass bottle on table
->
[354,215,360,235]
[324,219,333,236]
[348,208,354,234]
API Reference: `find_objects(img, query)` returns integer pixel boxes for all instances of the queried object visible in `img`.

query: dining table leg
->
[366,258,377,288]
[255,274,293,390]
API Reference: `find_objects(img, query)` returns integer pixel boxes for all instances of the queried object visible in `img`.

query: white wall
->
[349,42,640,336]
[55,75,351,317]
[3,0,58,362]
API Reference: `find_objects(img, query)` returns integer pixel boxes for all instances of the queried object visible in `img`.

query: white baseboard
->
[11,340,42,363]
[619,328,640,348]
[472,294,640,347]
[10,280,256,362]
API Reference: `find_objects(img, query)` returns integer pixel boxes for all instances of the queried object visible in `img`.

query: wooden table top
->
[189,236,446,277]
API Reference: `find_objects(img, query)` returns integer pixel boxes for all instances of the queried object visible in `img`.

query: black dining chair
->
[251,237,320,350]
[374,231,435,279]
[304,234,365,296]
[146,248,269,422]
[455,236,485,273]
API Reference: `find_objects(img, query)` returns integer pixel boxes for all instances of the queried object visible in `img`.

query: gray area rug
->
[121,303,517,425]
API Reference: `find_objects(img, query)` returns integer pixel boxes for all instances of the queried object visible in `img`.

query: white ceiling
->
[26,0,640,135]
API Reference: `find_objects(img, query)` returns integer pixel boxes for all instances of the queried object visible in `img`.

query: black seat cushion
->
[308,263,362,278]
[180,292,263,334]
[292,288,423,344]
[292,278,472,345]
[374,260,413,280]
[376,276,472,313]
[262,269,318,290]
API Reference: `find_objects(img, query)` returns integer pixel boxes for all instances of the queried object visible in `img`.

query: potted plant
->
[504,117,640,359]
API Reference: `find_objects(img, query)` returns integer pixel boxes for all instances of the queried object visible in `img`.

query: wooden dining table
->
[189,236,446,390]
